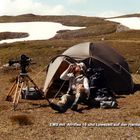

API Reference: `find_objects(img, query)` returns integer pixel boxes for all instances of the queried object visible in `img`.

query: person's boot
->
[71,104,78,111]
[50,103,66,113]
[50,103,62,112]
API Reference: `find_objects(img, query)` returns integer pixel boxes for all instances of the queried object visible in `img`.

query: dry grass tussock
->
[10,114,33,126]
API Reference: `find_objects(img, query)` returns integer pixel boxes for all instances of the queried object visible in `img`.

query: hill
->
[108,13,140,18]
[0,14,140,140]
[0,14,140,72]
[0,14,110,26]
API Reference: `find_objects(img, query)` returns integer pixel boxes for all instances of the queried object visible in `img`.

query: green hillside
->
[0,14,140,72]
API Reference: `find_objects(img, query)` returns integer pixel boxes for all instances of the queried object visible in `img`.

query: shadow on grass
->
[76,106,93,113]
[32,103,49,108]
[18,103,50,111]
[77,105,119,113]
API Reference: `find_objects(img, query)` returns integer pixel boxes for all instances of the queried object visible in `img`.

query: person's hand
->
[69,64,76,71]
[67,73,74,78]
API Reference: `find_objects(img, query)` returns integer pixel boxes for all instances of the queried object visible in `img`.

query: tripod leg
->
[27,75,52,104]
[13,78,21,110]
[13,82,24,110]
[6,81,17,101]
[27,75,45,97]
[27,75,40,90]
[16,82,24,104]
[13,78,20,104]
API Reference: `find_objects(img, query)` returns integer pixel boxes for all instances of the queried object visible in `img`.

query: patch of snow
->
[0,22,84,44]
[107,17,140,30]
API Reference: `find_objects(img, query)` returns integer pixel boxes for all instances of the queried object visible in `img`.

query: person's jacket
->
[60,65,90,96]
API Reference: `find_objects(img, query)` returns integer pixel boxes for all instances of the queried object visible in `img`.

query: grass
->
[53,23,117,39]
[0,32,140,73]
[105,30,140,41]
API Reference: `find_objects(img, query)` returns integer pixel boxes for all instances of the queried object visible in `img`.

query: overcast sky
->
[0,0,140,17]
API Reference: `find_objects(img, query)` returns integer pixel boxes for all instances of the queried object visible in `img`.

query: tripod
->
[6,72,44,110]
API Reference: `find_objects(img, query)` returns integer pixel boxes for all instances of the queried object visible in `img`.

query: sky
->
[0,0,140,17]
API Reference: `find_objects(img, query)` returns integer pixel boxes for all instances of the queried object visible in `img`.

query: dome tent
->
[43,42,134,97]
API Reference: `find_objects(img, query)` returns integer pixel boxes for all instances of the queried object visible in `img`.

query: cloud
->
[0,0,67,16]
[67,0,87,5]
[97,11,124,18]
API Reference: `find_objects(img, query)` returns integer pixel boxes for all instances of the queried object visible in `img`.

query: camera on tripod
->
[6,54,44,110]
[9,54,31,73]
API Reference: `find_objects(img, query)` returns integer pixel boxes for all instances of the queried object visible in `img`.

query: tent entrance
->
[46,60,70,98]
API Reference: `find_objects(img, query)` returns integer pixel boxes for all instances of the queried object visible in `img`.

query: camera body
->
[20,54,31,73]
[9,54,31,73]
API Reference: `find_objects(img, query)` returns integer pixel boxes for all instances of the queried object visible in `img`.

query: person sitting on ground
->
[50,62,90,112]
